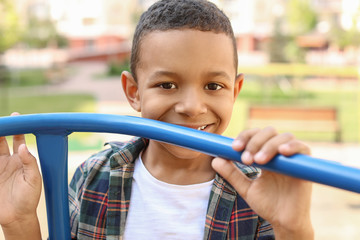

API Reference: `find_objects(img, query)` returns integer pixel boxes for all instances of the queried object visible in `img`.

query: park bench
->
[0,113,357,239]
[247,105,341,142]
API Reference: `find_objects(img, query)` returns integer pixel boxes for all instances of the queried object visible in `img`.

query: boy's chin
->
[162,142,208,161]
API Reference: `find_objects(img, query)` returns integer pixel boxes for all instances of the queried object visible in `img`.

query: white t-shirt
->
[123,155,214,240]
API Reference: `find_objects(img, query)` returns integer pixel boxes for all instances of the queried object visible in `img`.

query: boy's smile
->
[122,29,243,182]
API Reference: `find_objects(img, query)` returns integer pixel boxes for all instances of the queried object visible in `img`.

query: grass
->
[1,93,98,150]
[0,93,95,116]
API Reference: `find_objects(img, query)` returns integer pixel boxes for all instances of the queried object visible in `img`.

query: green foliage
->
[284,38,306,63]
[0,0,21,53]
[329,21,360,49]
[267,18,290,63]
[286,0,318,35]
[267,0,318,64]
[267,0,318,63]
[6,69,49,86]
[107,59,131,76]
[22,15,68,48]
[0,65,11,112]
[328,4,360,49]
[0,65,10,85]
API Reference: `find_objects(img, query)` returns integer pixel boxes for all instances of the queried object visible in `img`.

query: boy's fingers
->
[241,127,277,164]
[0,136,10,156]
[244,127,278,153]
[13,134,26,154]
[253,132,295,164]
[18,144,36,165]
[18,144,42,190]
[278,140,311,156]
[212,157,251,198]
[10,112,26,154]
[18,144,40,183]
[235,128,260,146]
[232,128,261,154]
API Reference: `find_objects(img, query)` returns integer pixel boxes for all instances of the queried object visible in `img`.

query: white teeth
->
[197,125,207,130]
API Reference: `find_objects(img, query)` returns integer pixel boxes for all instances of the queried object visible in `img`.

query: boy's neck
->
[141,141,216,185]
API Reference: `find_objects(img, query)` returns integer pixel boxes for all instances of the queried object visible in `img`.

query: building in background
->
[6,0,141,65]
[50,0,138,62]
[4,0,360,67]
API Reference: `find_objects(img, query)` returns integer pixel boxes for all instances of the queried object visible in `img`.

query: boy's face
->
[122,29,242,157]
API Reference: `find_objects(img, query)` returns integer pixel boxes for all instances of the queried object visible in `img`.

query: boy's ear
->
[121,71,141,112]
[233,73,244,100]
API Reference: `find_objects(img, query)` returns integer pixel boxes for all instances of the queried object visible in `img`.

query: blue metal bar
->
[36,133,71,240]
[0,113,360,239]
[0,113,359,193]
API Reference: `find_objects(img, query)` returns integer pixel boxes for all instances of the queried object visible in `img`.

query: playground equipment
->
[0,113,359,239]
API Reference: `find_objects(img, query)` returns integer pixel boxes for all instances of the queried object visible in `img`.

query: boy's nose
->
[174,90,207,117]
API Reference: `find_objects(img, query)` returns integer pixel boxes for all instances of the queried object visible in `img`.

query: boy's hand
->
[212,127,314,239]
[0,113,42,239]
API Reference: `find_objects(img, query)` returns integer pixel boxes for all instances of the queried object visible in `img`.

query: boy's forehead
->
[138,29,235,64]
[136,29,237,81]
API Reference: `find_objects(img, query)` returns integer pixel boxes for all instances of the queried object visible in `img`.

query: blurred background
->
[0,0,360,239]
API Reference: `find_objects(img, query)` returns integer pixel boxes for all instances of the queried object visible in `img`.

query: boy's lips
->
[173,123,213,132]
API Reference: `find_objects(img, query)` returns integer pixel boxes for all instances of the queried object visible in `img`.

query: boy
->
[0,0,313,239]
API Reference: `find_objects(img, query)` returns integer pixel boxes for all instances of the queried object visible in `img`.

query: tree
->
[329,17,360,50]
[283,0,318,63]
[266,0,318,63]
[0,0,20,113]
[267,18,290,63]
[0,0,21,53]
[21,5,68,49]
[22,15,68,49]
[285,0,317,35]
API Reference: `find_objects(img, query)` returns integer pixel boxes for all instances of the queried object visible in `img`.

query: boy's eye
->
[205,83,223,91]
[159,82,176,89]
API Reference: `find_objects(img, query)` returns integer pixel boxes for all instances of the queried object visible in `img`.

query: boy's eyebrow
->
[205,71,232,82]
[150,71,179,80]
[149,70,232,82]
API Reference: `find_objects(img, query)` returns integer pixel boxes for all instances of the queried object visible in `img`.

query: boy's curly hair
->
[131,0,238,81]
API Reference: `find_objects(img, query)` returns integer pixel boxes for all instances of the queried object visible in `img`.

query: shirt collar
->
[108,137,149,169]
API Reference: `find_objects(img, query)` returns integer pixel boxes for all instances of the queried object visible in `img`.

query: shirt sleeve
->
[233,161,261,179]
[68,163,87,240]
[257,217,275,239]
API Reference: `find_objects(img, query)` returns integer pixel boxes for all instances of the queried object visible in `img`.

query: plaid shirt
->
[69,137,274,239]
